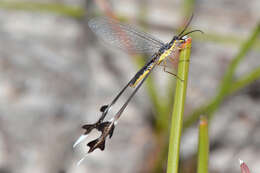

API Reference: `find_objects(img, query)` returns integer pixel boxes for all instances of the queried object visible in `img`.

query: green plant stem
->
[167,39,192,173]
[184,23,260,129]
[228,67,260,94]
[197,116,209,173]
[0,0,85,18]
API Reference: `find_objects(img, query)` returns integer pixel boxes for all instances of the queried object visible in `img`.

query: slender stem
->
[184,23,260,129]
[166,38,192,173]
[228,67,260,94]
[197,116,209,173]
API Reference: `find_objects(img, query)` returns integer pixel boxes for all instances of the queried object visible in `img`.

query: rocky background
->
[0,0,259,173]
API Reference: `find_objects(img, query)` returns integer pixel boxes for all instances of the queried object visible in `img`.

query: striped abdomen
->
[129,55,158,88]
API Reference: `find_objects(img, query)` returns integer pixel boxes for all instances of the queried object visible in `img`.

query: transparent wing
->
[88,17,165,54]
[157,44,181,72]
[162,49,180,72]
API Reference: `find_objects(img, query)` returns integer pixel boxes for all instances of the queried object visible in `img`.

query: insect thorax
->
[157,39,183,65]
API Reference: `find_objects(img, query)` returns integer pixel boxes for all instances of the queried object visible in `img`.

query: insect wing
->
[88,17,164,54]
[165,46,181,70]
[158,42,182,73]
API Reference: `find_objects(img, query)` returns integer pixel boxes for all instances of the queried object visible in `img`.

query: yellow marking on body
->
[130,40,182,88]
[158,41,178,64]
[130,63,156,88]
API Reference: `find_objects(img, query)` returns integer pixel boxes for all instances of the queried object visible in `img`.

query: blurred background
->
[0,0,259,173]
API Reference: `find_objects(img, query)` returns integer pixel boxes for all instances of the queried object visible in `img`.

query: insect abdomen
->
[129,57,157,88]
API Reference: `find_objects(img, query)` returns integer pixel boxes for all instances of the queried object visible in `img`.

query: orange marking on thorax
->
[181,38,192,49]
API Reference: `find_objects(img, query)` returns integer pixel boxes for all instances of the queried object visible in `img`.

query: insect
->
[73,15,202,164]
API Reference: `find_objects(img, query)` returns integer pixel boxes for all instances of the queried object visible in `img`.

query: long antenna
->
[177,13,194,38]
[180,29,204,38]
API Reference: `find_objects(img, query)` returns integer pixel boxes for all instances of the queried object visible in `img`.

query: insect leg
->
[162,58,184,82]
